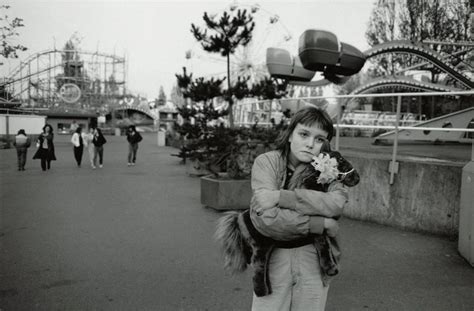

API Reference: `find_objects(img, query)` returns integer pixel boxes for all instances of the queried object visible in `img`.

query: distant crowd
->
[13,124,143,171]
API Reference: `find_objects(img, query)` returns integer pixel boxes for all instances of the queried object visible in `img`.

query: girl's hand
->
[324,218,339,237]
[254,189,279,210]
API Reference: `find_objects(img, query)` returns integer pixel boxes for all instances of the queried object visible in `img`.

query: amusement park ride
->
[0,48,158,129]
[266,29,474,143]
[0,21,472,140]
[0,49,127,109]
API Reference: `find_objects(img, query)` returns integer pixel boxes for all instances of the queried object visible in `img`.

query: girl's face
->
[288,123,328,166]
[45,126,51,133]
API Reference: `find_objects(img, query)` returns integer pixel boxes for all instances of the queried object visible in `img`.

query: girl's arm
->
[278,182,348,217]
[249,153,347,241]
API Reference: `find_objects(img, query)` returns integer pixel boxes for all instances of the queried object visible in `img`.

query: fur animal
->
[215,151,360,297]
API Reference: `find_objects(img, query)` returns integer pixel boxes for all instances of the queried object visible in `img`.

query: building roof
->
[38,110,98,118]
[157,101,178,113]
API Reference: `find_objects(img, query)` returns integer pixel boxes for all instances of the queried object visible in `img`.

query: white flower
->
[310,153,339,184]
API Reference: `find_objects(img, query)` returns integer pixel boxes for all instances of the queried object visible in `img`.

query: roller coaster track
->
[364,40,474,89]
[351,76,464,95]
[286,41,473,98]
[3,49,125,85]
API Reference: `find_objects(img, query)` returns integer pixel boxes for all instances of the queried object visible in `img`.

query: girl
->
[92,127,107,168]
[33,124,57,171]
[13,129,31,171]
[71,127,85,167]
[126,125,142,166]
[250,106,348,311]
[84,127,95,169]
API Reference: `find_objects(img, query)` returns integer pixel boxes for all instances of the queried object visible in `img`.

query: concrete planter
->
[200,174,251,210]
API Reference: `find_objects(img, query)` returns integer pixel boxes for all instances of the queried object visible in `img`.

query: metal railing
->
[235,90,474,185]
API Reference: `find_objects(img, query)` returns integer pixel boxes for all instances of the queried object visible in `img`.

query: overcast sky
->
[4,0,375,99]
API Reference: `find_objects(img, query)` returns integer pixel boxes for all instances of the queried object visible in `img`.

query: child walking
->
[92,127,107,168]
[13,129,31,171]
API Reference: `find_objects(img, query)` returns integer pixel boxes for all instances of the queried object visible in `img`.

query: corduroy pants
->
[252,244,329,311]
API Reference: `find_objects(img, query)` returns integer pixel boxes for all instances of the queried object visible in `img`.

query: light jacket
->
[83,133,94,150]
[71,132,86,147]
[14,134,31,149]
[250,150,349,241]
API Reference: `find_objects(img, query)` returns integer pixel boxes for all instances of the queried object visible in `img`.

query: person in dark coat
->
[13,129,31,171]
[33,124,57,171]
[92,127,107,168]
[126,125,142,166]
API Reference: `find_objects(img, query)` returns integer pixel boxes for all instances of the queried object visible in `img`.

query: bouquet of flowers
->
[310,153,340,184]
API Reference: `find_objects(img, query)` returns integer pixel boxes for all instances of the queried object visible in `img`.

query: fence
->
[234,90,474,185]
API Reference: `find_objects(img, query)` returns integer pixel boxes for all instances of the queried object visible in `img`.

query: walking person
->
[249,106,349,311]
[13,129,31,171]
[126,125,142,166]
[92,127,107,168]
[71,127,85,167]
[84,127,95,169]
[33,124,57,171]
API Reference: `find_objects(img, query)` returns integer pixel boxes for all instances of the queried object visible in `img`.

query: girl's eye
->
[316,137,326,143]
[299,132,308,137]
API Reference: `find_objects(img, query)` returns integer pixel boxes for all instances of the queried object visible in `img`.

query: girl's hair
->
[275,106,334,158]
[96,128,103,136]
[17,129,26,135]
[128,125,136,131]
[42,124,53,133]
[75,127,82,134]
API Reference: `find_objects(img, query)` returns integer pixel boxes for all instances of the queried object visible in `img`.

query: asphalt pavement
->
[1,133,473,311]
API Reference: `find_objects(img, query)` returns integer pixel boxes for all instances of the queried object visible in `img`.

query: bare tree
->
[0,5,27,65]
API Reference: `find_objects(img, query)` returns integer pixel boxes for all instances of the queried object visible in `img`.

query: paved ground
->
[1,133,473,311]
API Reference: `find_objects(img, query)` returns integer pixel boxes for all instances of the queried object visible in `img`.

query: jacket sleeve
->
[71,133,77,146]
[249,153,328,241]
[279,182,348,217]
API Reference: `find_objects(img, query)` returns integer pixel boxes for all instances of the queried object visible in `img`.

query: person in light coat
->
[13,129,31,171]
[71,127,85,167]
[83,127,95,169]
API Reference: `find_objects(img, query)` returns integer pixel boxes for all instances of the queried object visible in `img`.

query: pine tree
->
[191,9,255,127]
[175,67,227,125]
[250,77,287,100]
[158,86,167,106]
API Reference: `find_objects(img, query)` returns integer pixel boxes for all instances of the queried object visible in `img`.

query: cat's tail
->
[215,211,251,273]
